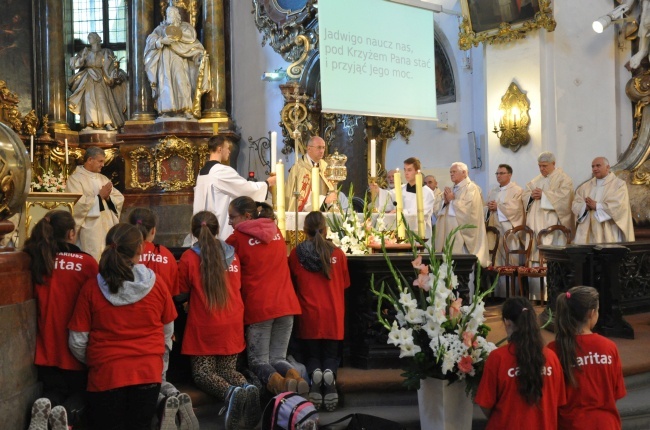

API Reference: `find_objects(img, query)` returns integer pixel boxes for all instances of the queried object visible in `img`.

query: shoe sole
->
[224,388,246,430]
[324,392,339,412]
[242,385,261,428]
[160,396,180,430]
[28,398,51,430]
[284,378,298,393]
[296,379,310,398]
[48,406,68,430]
[308,391,323,410]
[177,393,199,430]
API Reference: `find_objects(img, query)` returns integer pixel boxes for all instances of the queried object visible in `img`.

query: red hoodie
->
[226,218,301,324]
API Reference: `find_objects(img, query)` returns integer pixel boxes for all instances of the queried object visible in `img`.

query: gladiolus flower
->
[413,273,432,291]
[462,331,475,348]
[449,297,463,320]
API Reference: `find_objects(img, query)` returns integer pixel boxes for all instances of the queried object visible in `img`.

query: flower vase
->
[417,378,472,430]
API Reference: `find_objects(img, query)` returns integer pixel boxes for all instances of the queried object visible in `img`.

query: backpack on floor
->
[261,392,319,430]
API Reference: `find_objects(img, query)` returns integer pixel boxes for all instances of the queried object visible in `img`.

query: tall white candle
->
[416,170,425,238]
[270,132,277,173]
[64,139,69,165]
[394,169,405,239]
[311,166,320,211]
[370,139,377,177]
[30,135,34,162]
[276,160,286,236]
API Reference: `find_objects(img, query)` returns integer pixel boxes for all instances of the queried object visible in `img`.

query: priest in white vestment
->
[485,164,525,265]
[66,147,124,261]
[193,135,275,240]
[522,152,574,262]
[373,168,398,212]
[285,136,337,212]
[572,157,635,244]
[425,174,444,226]
[370,158,435,239]
[435,162,489,267]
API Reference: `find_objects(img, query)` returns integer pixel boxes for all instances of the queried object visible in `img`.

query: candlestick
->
[270,132,277,173]
[30,135,34,163]
[65,138,69,165]
[276,160,286,237]
[416,170,425,238]
[394,169,405,239]
[311,166,320,211]
[370,139,377,177]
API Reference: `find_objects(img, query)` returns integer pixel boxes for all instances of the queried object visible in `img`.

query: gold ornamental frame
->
[155,136,195,192]
[129,146,156,190]
[458,0,556,50]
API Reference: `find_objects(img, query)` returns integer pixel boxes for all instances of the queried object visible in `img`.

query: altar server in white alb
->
[193,135,275,241]
[435,162,489,267]
[572,157,635,244]
[485,164,525,265]
[522,152,574,262]
[66,146,124,261]
[370,157,435,239]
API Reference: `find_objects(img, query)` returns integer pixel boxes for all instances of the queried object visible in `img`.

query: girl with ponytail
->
[225,197,305,398]
[23,210,98,429]
[177,211,260,429]
[68,223,177,430]
[288,211,350,411]
[548,286,626,429]
[475,297,566,430]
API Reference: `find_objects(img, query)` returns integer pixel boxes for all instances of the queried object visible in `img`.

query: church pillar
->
[41,0,69,132]
[201,0,229,121]
[128,0,156,121]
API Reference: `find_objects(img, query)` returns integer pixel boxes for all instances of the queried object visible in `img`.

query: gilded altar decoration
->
[280,83,316,152]
[252,0,318,64]
[377,116,412,143]
[286,35,311,80]
[160,0,199,27]
[371,225,497,394]
[458,0,556,50]
[129,146,156,190]
[21,192,82,246]
[155,136,195,191]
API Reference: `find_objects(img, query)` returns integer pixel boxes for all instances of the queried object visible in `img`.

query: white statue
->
[630,0,650,69]
[144,6,211,119]
[68,32,127,131]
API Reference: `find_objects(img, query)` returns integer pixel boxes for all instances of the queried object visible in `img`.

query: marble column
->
[201,0,229,120]
[128,0,156,121]
[41,0,69,131]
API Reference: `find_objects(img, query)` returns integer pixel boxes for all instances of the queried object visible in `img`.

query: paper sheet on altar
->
[280,212,418,233]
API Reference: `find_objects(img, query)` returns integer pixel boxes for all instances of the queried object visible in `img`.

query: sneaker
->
[28,398,51,430]
[322,369,338,412]
[177,393,199,430]
[220,386,246,430]
[160,396,179,430]
[48,406,68,430]
[241,383,262,429]
[309,369,323,410]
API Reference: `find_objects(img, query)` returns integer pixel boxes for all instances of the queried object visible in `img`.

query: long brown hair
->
[229,196,275,220]
[23,210,76,284]
[555,286,599,387]
[99,223,143,294]
[502,297,545,405]
[303,211,336,279]
[128,207,157,240]
[191,211,227,309]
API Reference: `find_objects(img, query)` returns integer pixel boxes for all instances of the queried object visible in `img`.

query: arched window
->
[71,0,127,63]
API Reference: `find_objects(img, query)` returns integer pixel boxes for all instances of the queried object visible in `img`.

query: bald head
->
[591,156,610,179]
[306,136,326,163]
[424,175,437,191]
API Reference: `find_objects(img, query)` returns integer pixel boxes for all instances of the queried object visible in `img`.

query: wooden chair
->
[485,225,534,297]
[482,226,500,294]
[518,225,572,304]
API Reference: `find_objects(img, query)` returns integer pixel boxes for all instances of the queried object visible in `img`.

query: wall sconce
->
[492,81,530,152]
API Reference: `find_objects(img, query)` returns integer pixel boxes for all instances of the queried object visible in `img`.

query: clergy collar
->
[499,181,513,191]
[454,177,470,188]
[305,155,319,167]
[77,166,99,177]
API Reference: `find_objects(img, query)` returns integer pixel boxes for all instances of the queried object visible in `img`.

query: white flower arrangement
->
[326,186,372,255]
[31,168,67,193]
[372,224,497,395]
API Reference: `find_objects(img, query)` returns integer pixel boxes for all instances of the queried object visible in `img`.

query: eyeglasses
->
[308,146,326,150]
[495,172,510,175]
